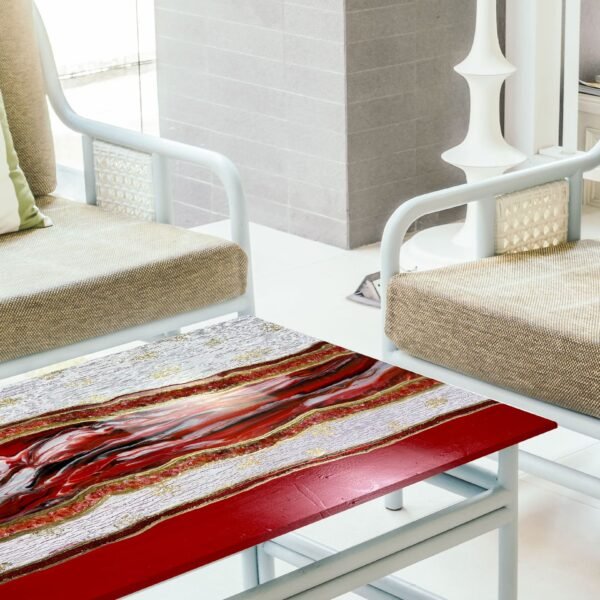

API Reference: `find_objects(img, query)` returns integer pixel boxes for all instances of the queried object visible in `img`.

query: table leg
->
[241,547,259,590]
[497,445,519,600]
[257,543,276,582]
[241,544,276,591]
[384,489,404,511]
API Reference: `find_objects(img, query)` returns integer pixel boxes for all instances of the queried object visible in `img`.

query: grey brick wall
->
[581,0,600,82]
[156,0,483,248]
[346,0,477,247]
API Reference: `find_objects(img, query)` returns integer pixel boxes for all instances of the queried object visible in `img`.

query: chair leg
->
[384,489,404,511]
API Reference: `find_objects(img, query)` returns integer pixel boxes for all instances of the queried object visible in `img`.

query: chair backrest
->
[0,0,56,196]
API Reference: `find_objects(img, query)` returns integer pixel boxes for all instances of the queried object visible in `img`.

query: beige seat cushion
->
[0,0,56,196]
[0,196,247,361]
[386,240,600,419]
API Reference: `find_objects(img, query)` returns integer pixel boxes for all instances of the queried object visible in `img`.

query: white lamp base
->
[400,223,475,272]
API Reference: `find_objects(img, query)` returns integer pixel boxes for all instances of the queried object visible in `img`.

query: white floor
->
[126,210,600,600]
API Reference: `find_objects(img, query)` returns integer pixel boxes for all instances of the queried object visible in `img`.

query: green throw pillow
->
[0,90,51,235]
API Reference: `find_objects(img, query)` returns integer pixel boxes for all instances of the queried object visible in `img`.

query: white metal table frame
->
[230,447,518,600]
[0,6,255,382]
[381,141,600,502]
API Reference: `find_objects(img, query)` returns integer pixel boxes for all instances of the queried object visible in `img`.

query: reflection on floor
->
[125,209,600,600]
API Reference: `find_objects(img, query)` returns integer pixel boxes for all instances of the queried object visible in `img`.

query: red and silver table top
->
[0,317,555,599]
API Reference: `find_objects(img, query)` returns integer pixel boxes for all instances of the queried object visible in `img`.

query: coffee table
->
[0,317,554,600]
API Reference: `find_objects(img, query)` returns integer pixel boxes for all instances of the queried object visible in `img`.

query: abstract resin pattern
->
[0,317,491,582]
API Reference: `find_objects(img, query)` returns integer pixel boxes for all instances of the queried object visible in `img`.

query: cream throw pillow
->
[0,90,51,235]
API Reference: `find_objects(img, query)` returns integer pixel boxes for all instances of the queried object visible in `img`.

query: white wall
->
[36,0,155,77]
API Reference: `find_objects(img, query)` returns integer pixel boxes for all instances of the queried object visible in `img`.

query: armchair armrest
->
[33,5,250,259]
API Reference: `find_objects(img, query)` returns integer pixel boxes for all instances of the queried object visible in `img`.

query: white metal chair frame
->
[0,7,255,381]
[381,141,600,501]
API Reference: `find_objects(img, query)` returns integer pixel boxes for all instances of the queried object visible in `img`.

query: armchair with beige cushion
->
[0,0,254,379]
[381,138,600,500]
